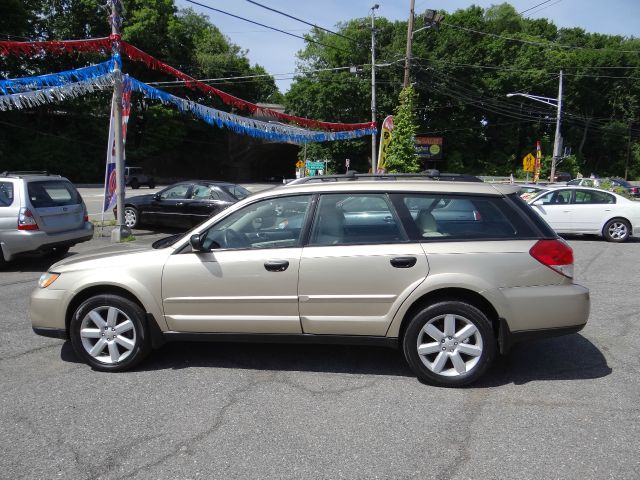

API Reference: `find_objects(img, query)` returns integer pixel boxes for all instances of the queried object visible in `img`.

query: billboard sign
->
[415,136,443,159]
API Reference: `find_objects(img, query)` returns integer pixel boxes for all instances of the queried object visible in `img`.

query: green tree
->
[384,86,420,173]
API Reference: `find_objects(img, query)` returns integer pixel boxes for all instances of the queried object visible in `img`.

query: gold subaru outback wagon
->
[31,176,590,387]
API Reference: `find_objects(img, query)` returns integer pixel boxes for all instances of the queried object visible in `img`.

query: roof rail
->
[285,170,482,185]
[0,170,54,177]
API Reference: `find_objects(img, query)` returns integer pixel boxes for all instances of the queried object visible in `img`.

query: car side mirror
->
[532,199,543,206]
[153,193,161,201]
[189,234,220,252]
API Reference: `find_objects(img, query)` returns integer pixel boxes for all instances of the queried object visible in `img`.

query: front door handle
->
[176,202,185,207]
[390,256,417,268]
[264,259,289,272]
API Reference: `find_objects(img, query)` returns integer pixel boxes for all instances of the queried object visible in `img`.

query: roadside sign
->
[295,160,304,168]
[345,158,350,169]
[306,161,324,170]
[522,153,535,172]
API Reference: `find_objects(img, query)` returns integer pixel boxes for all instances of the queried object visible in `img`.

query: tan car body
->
[31,181,589,358]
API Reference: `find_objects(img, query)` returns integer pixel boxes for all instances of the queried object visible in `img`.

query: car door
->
[529,189,573,232]
[143,183,193,228]
[568,189,616,233]
[298,193,429,336]
[161,194,313,333]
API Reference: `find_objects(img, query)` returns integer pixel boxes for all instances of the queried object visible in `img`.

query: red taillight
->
[632,187,639,194]
[18,207,39,231]
[529,239,574,278]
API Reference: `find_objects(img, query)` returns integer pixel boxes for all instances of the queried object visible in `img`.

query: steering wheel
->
[223,228,250,248]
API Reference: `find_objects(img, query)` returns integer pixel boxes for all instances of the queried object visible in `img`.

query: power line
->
[245,0,360,44]
[519,0,556,15]
[441,22,640,54]
[183,0,352,54]
[525,0,563,16]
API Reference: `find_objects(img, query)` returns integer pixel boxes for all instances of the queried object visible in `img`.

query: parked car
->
[550,171,572,182]
[567,177,639,198]
[124,166,155,189]
[119,180,251,230]
[528,186,640,242]
[0,171,93,265]
[32,177,590,387]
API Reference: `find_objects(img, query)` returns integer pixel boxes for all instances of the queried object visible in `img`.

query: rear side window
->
[399,193,538,240]
[0,182,14,206]
[27,180,81,208]
[309,193,406,246]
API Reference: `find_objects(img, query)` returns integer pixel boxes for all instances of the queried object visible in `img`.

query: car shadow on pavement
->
[473,334,612,387]
[57,332,611,385]
[0,252,70,274]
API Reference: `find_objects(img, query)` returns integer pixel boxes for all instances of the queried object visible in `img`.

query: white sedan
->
[528,186,640,242]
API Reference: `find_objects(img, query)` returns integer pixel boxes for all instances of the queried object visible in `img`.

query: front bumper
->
[30,287,68,332]
[1,223,93,261]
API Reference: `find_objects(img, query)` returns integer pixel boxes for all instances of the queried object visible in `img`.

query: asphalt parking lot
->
[1,230,639,479]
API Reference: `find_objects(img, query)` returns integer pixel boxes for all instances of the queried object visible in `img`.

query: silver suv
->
[30,178,589,387]
[0,172,93,265]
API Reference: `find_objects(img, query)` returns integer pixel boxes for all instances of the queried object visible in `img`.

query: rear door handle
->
[390,256,417,268]
[264,259,289,272]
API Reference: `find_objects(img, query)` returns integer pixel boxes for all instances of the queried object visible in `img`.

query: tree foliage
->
[384,86,420,173]
[286,3,640,179]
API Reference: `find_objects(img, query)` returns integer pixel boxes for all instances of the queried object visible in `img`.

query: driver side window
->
[160,184,190,200]
[200,195,312,250]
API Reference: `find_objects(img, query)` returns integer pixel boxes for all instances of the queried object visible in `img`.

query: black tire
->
[130,179,140,189]
[403,300,496,387]
[602,218,630,242]
[147,180,155,189]
[124,206,139,229]
[70,294,151,372]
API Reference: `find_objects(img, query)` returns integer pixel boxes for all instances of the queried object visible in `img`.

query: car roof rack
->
[285,169,482,185]
[0,170,57,177]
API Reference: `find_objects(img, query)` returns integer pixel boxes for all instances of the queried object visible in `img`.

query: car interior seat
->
[416,209,444,237]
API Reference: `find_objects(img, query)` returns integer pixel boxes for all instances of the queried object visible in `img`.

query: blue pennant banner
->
[0,60,117,95]
[126,76,376,144]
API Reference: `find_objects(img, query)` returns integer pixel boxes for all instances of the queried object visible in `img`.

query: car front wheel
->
[603,218,630,242]
[403,300,496,387]
[123,206,139,229]
[70,294,151,371]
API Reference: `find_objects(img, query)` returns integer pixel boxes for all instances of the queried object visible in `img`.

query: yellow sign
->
[522,153,535,173]
[295,160,304,168]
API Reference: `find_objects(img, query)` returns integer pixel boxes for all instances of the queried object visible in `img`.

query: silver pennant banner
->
[0,73,116,111]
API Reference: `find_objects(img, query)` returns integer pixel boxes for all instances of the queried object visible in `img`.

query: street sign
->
[295,160,304,168]
[305,161,324,170]
[522,153,535,172]
[345,158,350,169]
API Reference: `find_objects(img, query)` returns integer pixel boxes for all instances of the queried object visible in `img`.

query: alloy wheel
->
[79,306,137,364]
[416,313,483,377]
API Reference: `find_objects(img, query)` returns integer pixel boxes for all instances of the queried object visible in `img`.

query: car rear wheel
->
[403,301,496,387]
[50,245,70,257]
[148,180,155,189]
[123,206,139,229]
[603,218,630,242]
[70,294,151,371]
[130,179,140,189]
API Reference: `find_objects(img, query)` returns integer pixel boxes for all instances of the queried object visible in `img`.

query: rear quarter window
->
[0,182,14,206]
[397,193,540,240]
[27,180,82,208]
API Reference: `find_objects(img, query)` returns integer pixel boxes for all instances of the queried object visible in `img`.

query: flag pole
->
[109,0,130,242]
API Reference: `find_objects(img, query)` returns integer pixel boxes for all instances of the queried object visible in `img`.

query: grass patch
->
[122,235,137,242]
[91,219,117,227]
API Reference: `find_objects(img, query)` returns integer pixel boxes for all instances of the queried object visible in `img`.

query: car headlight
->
[38,272,60,289]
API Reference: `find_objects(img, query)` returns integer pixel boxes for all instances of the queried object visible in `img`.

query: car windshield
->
[612,178,631,187]
[221,185,251,200]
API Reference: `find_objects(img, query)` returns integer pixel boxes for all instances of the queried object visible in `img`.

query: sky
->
[175,0,640,92]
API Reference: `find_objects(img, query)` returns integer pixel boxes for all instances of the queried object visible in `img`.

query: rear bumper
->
[1,223,93,261]
[499,319,585,354]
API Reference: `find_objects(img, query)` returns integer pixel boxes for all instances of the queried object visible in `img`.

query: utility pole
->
[550,70,563,184]
[370,4,379,173]
[109,0,130,241]
[403,0,415,88]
